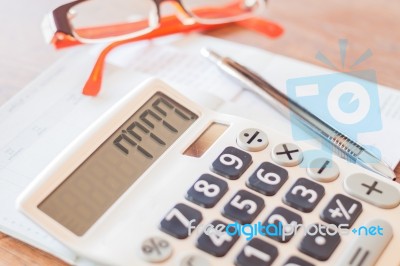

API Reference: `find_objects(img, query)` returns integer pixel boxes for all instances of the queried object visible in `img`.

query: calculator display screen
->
[38,92,198,236]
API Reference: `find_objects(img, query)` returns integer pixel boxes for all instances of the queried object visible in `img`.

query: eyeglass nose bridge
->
[152,0,197,25]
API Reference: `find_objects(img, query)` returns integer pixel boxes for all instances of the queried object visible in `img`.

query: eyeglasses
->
[43,0,266,46]
[43,0,283,96]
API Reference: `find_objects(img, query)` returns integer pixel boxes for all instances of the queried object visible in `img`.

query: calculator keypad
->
[283,178,325,212]
[246,162,288,196]
[160,203,202,239]
[235,238,278,266]
[156,125,397,265]
[186,174,228,208]
[222,190,265,224]
[196,220,239,257]
[298,223,341,261]
[211,146,252,180]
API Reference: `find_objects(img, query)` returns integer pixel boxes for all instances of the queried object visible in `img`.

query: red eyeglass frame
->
[46,1,284,96]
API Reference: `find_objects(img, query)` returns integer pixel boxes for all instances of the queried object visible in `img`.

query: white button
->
[237,128,269,152]
[140,236,172,263]
[344,173,400,209]
[307,158,339,182]
[272,143,303,167]
[336,219,393,266]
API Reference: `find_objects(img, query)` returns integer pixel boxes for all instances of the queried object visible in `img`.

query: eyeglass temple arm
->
[82,16,283,96]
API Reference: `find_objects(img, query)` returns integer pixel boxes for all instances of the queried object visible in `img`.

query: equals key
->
[336,219,393,266]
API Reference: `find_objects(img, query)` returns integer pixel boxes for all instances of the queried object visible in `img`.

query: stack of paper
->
[0,34,399,264]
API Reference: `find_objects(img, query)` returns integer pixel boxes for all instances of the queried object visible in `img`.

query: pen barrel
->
[223,57,365,160]
[208,52,394,179]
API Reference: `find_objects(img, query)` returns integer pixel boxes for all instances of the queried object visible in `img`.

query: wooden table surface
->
[0,0,399,265]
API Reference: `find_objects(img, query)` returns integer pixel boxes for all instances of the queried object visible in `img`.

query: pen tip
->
[200,47,223,64]
[371,160,397,181]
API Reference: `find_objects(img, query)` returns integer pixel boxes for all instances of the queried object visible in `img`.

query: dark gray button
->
[196,220,239,257]
[140,236,172,263]
[212,146,252,180]
[321,194,362,228]
[344,173,400,209]
[283,256,315,266]
[235,238,278,266]
[237,128,269,152]
[186,174,228,208]
[246,162,288,196]
[272,143,303,167]
[283,178,325,212]
[263,207,302,243]
[222,190,265,224]
[299,223,341,261]
[307,157,339,182]
[336,219,393,266]
[160,203,202,239]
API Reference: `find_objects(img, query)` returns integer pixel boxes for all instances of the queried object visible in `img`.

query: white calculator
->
[17,78,400,266]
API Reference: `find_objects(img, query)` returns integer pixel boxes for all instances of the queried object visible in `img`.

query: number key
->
[212,146,252,180]
[283,178,324,212]
[186,174,228,208]
[263,207,302,243]
[247,162,288,196]
[196,220,239,257]
[223,190,264,224]
[160,203,202,239]
[235,238,278,266]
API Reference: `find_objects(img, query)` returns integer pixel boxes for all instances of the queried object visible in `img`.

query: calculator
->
[17,78,400,266]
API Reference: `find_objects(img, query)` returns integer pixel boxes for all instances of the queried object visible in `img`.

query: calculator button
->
[336,219,393,266]
[196,220,239,257]
[307,157,339,182]
[283,256,315,266]
[237,128,269,152]
[283,178,325,212]
[298,223,341,261]
[186,174,228,208]
[246,162,288,196]
[235,238,278,266]
[212,146,252,180]
[140,236,172,263]
[180,255,211,266]
[222,190,265,224]
[344,173,400,209]
[320,194,362,228]
[263,207,302,243]
[272,143,303,167]
[160,203,202,239]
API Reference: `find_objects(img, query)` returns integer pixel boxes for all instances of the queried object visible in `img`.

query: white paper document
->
[0,34,399,263]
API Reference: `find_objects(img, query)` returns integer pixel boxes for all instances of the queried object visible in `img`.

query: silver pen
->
[201,48,396,181]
